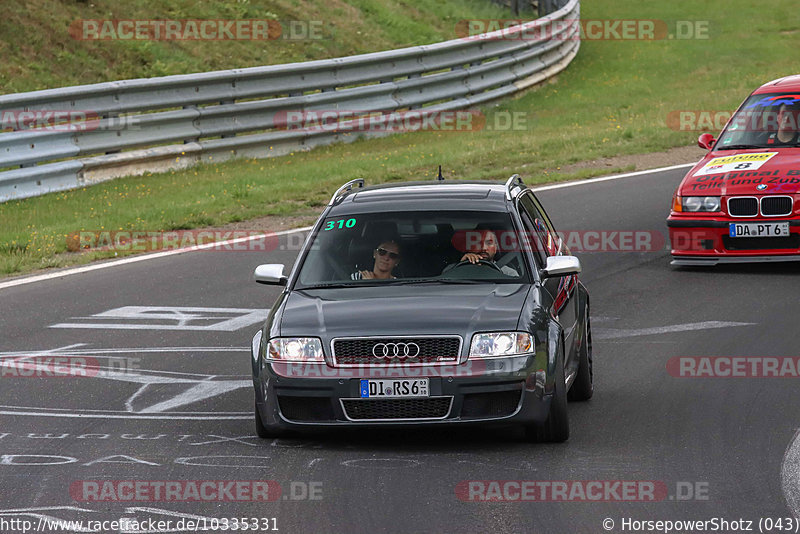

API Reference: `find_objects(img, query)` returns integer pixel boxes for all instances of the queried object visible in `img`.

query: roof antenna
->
[437,165,444,181]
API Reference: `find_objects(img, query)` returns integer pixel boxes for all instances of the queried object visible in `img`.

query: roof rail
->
[328,178,365,205]
[504,173,525,200]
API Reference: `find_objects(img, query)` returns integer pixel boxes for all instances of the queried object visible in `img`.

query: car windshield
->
[716,92,800,149]
[295,210,530,288]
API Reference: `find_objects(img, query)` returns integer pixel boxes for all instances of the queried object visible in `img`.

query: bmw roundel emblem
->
[756,184,767,191]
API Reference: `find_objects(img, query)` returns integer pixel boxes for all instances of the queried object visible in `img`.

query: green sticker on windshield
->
[323,218,357,231]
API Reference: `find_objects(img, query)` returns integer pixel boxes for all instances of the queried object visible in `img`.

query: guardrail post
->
[105,112,121,154]
[220,100,235,138]
[183,104,199,144]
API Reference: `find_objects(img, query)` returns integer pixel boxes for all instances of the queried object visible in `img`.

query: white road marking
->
[0,506,97,513]
[51,306,267,332]
[134,381,248,413]
[593,321,755,340]
[1,344,252,417]
[531,163,695,192]
[590,316,620,324]
[0,346,247,357]
[0,225,314,291]
[0,408,249,420]
[187,435,260,446]
[341,458,421,469]
[173,456,272,468]
[0,162,697,292]
[782,428,800,518]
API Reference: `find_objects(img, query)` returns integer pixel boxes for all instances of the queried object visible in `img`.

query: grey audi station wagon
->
[250,175,592,442]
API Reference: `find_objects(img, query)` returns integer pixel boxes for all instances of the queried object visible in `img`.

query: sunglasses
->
[376,247,400,260]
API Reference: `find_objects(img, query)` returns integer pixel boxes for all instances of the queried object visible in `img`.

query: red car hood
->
[679,148,800,196]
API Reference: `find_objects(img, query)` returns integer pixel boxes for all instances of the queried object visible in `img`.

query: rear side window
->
[517,193,558,266]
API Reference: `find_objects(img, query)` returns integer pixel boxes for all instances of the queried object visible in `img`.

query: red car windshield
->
[716,92,800,149]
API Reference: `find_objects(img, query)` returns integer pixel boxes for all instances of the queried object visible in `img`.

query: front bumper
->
[254,353,551,430]
[667,217,800,265]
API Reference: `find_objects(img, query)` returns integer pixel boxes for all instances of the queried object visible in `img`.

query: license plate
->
[729,222,790,238]
[359,379,429,398]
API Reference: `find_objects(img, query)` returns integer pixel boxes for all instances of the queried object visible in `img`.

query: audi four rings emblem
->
[372,342,420,359]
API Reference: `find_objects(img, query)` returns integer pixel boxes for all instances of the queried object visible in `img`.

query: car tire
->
[568,304,593,402]
[255,401,289,439]
[525,339,570,443]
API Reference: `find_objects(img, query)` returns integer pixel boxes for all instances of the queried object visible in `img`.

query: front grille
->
[728,197,758,216]
[461,390,522,418]
[341,397,452,420]
[723,235,800,251]
[761,196,793,216]
[333,337,461,366]
[278,396,334,422]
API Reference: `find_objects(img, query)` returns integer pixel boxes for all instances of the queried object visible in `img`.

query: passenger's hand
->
[360,270,375,279]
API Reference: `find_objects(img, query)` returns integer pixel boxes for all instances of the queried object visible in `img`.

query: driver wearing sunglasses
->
[351,240,401,280]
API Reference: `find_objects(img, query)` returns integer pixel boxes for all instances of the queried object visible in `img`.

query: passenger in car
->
[766,103,800,145]
[351,239,402,280]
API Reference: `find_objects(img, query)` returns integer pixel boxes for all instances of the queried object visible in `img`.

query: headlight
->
[469,332,533,358]
[681,196,720,212]
[702,196,721,212]
[266,338,324,361]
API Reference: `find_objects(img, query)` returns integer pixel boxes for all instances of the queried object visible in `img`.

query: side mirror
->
[254,264,287,286]
[698,133,716,150]
[541,255,581,278]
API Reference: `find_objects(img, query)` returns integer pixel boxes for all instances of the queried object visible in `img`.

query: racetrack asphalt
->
[0,165,797,533]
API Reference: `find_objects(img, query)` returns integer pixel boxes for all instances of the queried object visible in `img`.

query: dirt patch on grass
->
[540,145,704,176]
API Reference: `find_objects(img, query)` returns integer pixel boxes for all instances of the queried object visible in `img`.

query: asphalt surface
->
[1,166,798,534]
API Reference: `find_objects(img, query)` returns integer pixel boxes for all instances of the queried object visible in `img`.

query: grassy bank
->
[2,0,799,276]
[0,0,509,93]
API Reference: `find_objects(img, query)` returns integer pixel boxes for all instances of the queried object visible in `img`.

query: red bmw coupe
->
[668,75,800,265]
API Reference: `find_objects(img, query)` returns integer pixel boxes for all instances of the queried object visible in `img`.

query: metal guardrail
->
[0,0,579,202]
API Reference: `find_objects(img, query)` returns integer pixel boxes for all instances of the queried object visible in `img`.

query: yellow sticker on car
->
[694,152,778,176]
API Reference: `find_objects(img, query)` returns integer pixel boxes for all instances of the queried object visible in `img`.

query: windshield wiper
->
[389,278,485,285]
[714,144,771,150]
[301,278,503,289]
[298,282,380,289]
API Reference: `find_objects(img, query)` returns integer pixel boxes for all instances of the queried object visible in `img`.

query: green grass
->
[0,0,509,93]
[2,0,799,276]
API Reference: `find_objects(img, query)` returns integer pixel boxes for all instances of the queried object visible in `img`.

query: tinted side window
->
[518,193,558,264]
[527,193,558,237]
